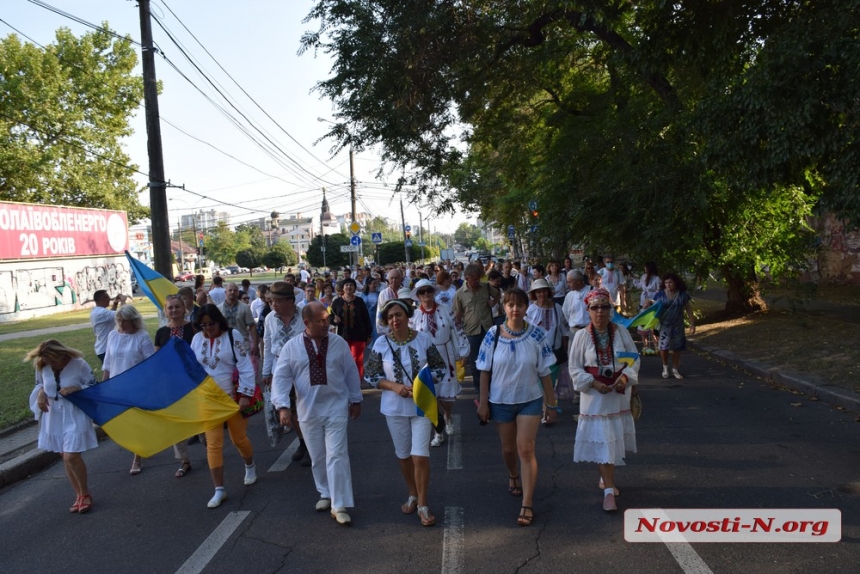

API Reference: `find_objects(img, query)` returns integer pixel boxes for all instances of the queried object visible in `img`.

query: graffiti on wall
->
[0,262,131,315]
[808,214,860,284]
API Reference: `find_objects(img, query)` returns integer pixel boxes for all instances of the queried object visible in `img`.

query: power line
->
[26,0,143,48]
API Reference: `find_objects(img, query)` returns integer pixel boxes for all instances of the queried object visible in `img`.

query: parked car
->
[175,272,194,282]
[227,265,241,275]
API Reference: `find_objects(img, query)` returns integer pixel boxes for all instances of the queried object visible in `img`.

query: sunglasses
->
[417,289,434,296]
[589,305,612,311]
[241,296,249,301]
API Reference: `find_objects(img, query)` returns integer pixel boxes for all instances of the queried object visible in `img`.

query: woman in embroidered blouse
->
[330,278,373,379]
[476,288,557,527]
[570,288,639,513]
[525,279,568,419]
[191,304,258,508]
[102,305,155,476]
[154,294,195,478]
[546,260,567,306]
[636,262,661,354]
[319,283,335,307]
[364,299,448,527]
[409,279,464,448]
[26,340,99,513]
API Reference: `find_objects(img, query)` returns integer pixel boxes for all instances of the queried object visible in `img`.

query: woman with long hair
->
[330,278,373,379]
[26,340,99,513]
[191,304,258,508]
[652,273,696,379]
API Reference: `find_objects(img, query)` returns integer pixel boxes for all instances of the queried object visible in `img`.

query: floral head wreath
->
[584,287,612,306]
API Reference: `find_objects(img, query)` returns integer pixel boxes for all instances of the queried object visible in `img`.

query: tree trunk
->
[721,264,767,314]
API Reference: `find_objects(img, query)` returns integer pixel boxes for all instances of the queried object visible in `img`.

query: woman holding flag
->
[569,287,640,513]
[364,299,447,527]
[475,288,557,527]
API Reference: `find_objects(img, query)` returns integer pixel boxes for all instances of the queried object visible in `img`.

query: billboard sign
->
[0,201,129,260]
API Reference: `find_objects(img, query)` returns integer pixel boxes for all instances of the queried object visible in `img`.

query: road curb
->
[689,341,860,413]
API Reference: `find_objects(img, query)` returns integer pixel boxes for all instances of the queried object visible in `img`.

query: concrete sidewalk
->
[0,322,93,342]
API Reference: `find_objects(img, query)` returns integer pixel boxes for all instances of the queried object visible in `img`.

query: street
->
[1,352,858,574]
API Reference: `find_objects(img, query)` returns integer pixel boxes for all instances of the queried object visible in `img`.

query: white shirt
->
[375,285,400,335]
[191,329,255,395]
[209,286,226,306]
[597,268,624,305]
[637,274,662,308]
[103,330,155,377]
[90,306,116,355]
[562,286,592,329]
[271,333,362,421]
[299,269,311,283]
[526,303,568,350]
[262,311,303,376]
[475,324,554,404]
[250,297,266,320]
[435,285,457,308]
[245,286,257,302]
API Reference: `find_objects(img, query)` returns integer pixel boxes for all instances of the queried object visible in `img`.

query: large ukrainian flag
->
[67,338,238,457]
[412,365,439,427]
[125,250,178,310]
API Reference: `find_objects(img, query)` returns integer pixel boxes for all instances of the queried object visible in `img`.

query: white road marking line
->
[268,438,300,472]
[175,511,250,574]
[653,509,714,574]
[447,414,462,470]
[441,506,464,574]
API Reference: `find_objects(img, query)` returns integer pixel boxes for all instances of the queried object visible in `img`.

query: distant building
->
[274,213,316,259]
[320,190,340,236]
[182,209,230,232]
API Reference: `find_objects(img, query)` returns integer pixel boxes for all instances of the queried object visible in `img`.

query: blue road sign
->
[371,232,383,244]
[350,235,362,246]
[418,241,426,247]
[405,225,411,232]
[405,239,413,247]
[528,200,538,212]
[508,229,515,239]
[529,224,539,234]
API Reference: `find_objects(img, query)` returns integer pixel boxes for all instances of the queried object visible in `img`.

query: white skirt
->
[573,409,636,466]
[38,397,98,453]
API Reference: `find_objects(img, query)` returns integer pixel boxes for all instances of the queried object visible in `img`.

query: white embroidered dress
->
[409,305,463,400]
[35,358,99,453]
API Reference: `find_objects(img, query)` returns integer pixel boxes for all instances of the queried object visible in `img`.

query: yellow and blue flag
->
[612,301,663,330]
[615,351,640,368]
[125,250,178,310]
[66,338,238,457]
[412,365,439,427]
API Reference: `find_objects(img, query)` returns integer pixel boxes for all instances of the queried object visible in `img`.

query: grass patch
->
[0,297,159,336]
[1,319,160,429]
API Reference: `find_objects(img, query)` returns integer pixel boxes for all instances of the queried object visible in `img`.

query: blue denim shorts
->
[490,396,543,423]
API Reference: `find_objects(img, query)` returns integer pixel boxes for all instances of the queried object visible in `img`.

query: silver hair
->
[567,270,584,281]
[115,304,145,332]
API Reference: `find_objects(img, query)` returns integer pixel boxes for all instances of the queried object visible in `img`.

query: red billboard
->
[0,201,129,260]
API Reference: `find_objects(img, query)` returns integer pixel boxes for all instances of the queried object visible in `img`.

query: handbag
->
[630,385,642,420]
[227,330,264,418]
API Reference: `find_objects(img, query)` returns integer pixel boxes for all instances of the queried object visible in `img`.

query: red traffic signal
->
[532,210,538,218]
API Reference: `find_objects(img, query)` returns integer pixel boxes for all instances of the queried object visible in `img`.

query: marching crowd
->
[27,254,695,524]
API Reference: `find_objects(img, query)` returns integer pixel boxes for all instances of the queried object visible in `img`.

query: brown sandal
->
[508,475,522,496]
[517,506,534,526]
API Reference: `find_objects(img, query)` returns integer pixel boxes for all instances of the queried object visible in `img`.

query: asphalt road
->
[1,352,859,574]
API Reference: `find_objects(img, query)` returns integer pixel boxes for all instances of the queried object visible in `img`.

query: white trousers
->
[302,416,355,509]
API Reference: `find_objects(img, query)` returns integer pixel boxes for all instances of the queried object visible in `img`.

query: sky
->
[2,0,474,235]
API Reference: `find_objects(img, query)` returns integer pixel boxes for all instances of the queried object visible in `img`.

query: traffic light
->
[532,210,538,218]
[406,231,412,239]
[196,247,201,255]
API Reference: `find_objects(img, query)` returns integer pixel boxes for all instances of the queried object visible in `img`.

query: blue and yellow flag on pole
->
[412,365,439,427]
[66,338,238,457]
[125,250,178,310]
[612,301,663,330]
[615,351,640,368]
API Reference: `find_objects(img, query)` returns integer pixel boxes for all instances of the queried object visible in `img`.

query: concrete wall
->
[0,255,132,322]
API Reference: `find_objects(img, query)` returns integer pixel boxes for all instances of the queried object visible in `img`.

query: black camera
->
[600,366,614,379]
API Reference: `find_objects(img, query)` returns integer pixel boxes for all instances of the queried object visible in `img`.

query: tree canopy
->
[303,0,860,312]
[0,27,147,221]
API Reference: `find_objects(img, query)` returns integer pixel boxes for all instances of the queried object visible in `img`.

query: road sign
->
[405,239,413,247]
[350,235,361,246]
[507,228,515,239]
[417,241,426,247]
[348,221,361,235]
[340,245,359,253]
[405,225,411,232]
[371,232,383,244]
[321,246,326,252]
[529,224,539,234]
[198,239,204,247]
[528,200,538,212]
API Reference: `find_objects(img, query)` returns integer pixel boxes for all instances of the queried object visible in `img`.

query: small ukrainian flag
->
[412,365,439,427]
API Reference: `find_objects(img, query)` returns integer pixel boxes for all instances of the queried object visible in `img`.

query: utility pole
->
[349,146,357,268]
[139,0,171,279]
[418,211,425,264]
[400,198,410,263]
[177,217,184,273]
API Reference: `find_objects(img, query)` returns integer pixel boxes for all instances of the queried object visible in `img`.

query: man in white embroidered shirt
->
[272,302,362,525]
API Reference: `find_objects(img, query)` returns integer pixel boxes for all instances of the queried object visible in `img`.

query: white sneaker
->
[207,489,227,508]
[315,498,332,511]
[430,432,445,447]
[244,463,257,485]
[444,417,454,435]
[331,508,351,525]
[662,366,670,379]
[673,369,684,380]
